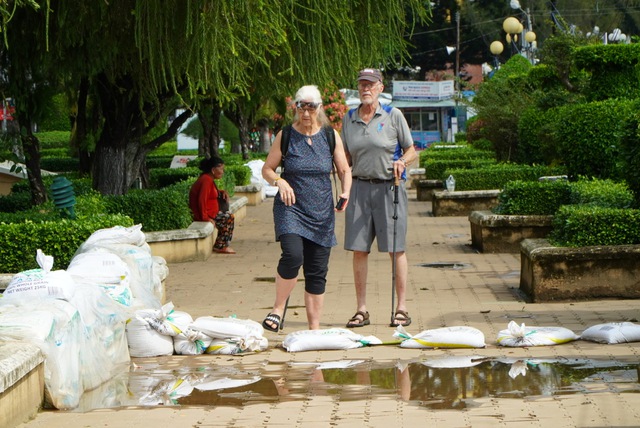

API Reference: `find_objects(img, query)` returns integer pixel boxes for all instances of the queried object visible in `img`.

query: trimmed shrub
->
[0,214,134,272]
[550,205,640,247]
[494,180,572,215]
[570,178,634,208]
[35,131,71,148]
[104,186,193,232]
[445,164,567,191]
[423,158,496,180]
[40,157,80,173]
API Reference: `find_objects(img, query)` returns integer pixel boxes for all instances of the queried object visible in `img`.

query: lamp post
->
[489,41,504,69]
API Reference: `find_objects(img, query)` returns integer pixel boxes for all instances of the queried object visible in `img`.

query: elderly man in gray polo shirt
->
[341,68,417,329]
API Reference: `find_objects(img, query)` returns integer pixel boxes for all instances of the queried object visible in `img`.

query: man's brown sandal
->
[390,310,412,327]
[346,311,370,328]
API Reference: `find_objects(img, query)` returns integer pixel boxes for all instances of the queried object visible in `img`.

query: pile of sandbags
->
[125,303,269,357]
[0,225,168,409]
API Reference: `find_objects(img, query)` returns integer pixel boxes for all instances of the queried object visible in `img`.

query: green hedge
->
[0,214,134,272]
[494,178,634,216]
[423,158,497,180]
[40,157,80,172]
[419,146,494,162]
[494,180,572,215]
[570,179,634,208]
[34,131,71,148]
[550,205,640,247]
[104,184,193,232]
[445,164,566,191]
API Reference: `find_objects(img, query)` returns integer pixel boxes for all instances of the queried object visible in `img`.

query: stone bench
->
[520,239,640,302]
[415,179,443,201]
[432,189,501,217]
[234,183,265,206]
[406,168,426,190]
[145,196,248,263]
[0,342,45,428]
[469,210,554,253]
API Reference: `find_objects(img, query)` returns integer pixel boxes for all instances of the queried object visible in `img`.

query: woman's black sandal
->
[262,313,282,332]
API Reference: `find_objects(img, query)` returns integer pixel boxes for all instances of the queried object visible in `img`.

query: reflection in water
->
[70,357,640,412]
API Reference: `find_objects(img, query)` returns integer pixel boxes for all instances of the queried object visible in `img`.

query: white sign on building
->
[392,80,454,101]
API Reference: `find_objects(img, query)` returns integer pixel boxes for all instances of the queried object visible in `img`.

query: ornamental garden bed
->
[519,238,640,303]
[432,189,501,217]
[469,210,554,253]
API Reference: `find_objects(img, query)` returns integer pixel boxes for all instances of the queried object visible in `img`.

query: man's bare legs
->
[389,251,408,313]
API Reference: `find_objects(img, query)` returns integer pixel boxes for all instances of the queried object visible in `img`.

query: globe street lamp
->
[496,14,536,64]
[489,41,504,69]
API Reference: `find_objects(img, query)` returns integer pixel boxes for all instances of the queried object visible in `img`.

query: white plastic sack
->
[2,250,76,304]
[394,325,486,349]
[205,336,268,355]
[171,311,212,355]
[78,224,146,251]
[282,328,382,352]
[125,316,174,357]
[496,320,579,347]
[102,243,160,309]
[581,322,640,344]
[67,250,133,306]
[67,250,130,284]
[191,316,264,339]
[135,302,183,336]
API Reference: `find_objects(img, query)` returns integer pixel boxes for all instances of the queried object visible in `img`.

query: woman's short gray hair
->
[294,85,323,104]
[292,85,329,126]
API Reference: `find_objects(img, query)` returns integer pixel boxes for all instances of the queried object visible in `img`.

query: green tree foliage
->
[468,55,532,161]
[2,0,430,197]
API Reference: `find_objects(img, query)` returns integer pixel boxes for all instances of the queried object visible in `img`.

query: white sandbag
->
[205,336,268,355]
[496,320,579,347]
[67,250,130,284]
[152,256,169,283]
[394,325,486,349]
[67,250,133,306]
[2,250,76,304]
[282,328,382,352]
[135,302,183,336]
[0,299,83,409]
[170,311,212,355]
[102,243,160,309]
[581,322,640,344]
[79,224,146,250]
[191,316,264,339]
[125,316,174,357]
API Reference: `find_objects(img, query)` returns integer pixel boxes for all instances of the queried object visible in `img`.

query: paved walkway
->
[18,189,640,427]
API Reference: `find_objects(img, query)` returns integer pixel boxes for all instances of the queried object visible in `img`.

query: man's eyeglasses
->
[296,101,320,111]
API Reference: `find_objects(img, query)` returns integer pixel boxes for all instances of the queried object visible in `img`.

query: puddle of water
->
[67,357,640,412]
[418,262,473,270]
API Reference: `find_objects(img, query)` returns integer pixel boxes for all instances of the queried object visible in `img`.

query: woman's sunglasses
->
[296,101,320,111]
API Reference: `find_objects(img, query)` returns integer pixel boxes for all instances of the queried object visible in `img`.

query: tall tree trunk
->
[226,103,251,160]
[93,74,143,195]
[199,99,221,158]
[72,77,92,176]
[21,125,47,205]
[257,118,271,152]
[92,73,189,194]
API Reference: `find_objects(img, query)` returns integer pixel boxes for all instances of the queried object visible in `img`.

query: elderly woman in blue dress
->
[261,85,352,331]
